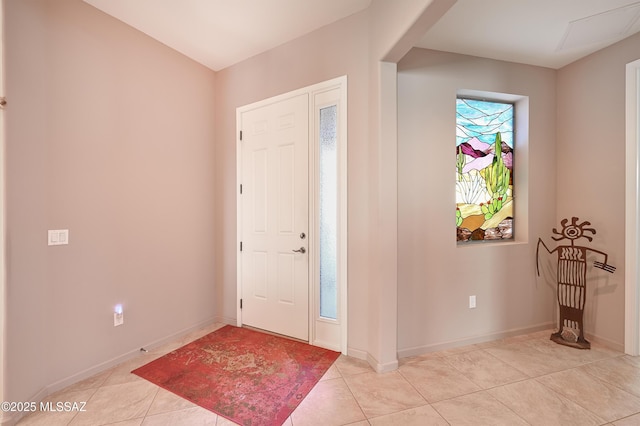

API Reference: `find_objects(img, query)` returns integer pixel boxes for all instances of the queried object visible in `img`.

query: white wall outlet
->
[114,305,124,326]
[48,229,69,246]
[469,295,477,309]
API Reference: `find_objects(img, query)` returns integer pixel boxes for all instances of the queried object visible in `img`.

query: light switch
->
[48,229,69,246]
[469,295,477,309]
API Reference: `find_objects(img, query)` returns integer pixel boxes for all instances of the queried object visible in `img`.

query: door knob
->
[292,247,306,254]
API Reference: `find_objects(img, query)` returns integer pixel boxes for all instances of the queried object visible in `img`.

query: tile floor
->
[15,323,640,425]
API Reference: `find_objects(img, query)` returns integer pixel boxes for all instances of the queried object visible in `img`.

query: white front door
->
[239,93,309,341]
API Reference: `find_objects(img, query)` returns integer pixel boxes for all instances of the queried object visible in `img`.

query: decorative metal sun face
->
[551,217,596,244]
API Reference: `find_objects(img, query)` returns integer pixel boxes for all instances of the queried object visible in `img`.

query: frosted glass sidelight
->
[319,106,337,319]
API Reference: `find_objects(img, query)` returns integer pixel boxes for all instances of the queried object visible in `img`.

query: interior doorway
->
[236,77,348,354]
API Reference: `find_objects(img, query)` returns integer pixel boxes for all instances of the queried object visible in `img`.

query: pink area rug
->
[132,325,340,425]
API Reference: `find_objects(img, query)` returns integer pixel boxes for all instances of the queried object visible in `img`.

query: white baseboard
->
[348,323,556,373]
[346,347,398,373]
[397,322,555,359]
[216,315,237,327]
[585,331,624,353]
[346,346,368,361]
[367,353,398,373]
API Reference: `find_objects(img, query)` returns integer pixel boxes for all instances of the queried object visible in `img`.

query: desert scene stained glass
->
[456,98,513,242]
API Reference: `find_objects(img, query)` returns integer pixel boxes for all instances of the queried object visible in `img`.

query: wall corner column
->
[368,61,399,372]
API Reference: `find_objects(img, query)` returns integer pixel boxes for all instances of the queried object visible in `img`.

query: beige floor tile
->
[488,378,604,425]
[320,364,343,381]
[472,338,505,349]
[525,336,620,366]
[41,387,97,409]
[68,380,159,426]
[445,349,528,389]
[537,368,640,422]
[572,341,621,361]
[146,388,197,416]
[17,412,73,426]
[291,377,366,426]
[437,344,477,356]
[343,370,426,418]
[399,357,481,403]
[102,355,158,387]
[368,404,449,426]
[16,388,96,426]
[215,416,241,425]
[334,355,373,377]
[484,341,572,377]
[619,355,640,369]
[579,356,640,397]
[22,327,639,426]
[529,329,558,339]
[503,332,541,344]
[104,420,143,426]
[398,351,442,367]
[141,406,218,425]
[613,413,640,425]
[62,369,113,393]
[432,391,528,426]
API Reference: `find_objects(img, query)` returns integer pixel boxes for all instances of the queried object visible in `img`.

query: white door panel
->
[240,94,309,341]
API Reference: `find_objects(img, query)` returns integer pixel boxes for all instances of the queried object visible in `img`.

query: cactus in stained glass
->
[481,132,510,220]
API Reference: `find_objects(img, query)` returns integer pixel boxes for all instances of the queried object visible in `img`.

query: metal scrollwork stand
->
[536,217,616,349]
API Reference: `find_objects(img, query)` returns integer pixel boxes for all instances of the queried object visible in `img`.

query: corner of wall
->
[367,352,399,373]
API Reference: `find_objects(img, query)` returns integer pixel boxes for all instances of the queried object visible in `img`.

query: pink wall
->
[557,31,640,347]
[5,0,217,403]
[397,48,558,354]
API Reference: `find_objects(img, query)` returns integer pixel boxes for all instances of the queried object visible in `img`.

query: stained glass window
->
[456,98,514,242]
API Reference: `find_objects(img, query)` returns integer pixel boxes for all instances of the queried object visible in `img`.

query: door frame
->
[236,76,348,354]
[625,58,640,355]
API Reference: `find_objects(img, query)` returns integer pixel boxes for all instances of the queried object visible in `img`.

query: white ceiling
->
[82,0,372,71]
[417,0,640,69]
[83,0,640,71]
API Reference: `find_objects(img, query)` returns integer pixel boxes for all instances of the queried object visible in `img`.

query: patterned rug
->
[132,325,340,426]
